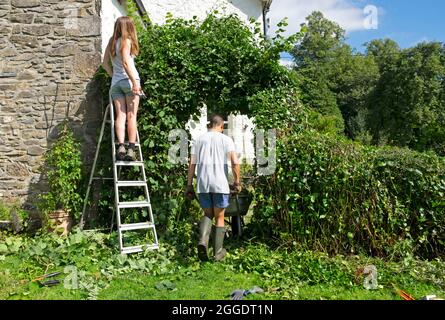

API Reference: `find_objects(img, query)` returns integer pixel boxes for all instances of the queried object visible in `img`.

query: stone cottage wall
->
[0,0,266,212]
[0,0,103,208]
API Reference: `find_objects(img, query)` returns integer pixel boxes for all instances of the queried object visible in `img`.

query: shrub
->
[93,10,445,260]
[251,128,445,258]
[38,124,83,221]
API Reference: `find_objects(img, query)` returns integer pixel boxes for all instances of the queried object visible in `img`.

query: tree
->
[367,41,445,155]
[292,11,345,68]
[331,48,379,140]
[291,11,346,133]
[291,12,379,138]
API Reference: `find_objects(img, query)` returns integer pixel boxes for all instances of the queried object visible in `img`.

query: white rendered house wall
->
[101,0,128,57]
[141,0,264,29]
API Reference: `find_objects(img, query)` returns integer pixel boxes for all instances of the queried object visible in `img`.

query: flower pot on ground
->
[46,209,73,236]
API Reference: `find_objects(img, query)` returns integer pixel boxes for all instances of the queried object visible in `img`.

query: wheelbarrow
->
[224,191,253,238]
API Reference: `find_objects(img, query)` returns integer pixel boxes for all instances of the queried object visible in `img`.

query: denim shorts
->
[198,193,230,209]
[110,79,140,100]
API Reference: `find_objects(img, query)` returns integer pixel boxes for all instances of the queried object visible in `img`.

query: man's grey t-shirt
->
[191,131,236,194]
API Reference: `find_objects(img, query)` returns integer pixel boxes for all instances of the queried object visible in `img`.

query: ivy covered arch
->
[121,13,300,231]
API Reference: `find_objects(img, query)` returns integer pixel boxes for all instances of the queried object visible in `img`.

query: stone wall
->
[0,0,266,214]
[0,0,103,209]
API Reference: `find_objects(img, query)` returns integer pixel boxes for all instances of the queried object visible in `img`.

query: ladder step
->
[115,142,141,147]
[118,201,151,209]
[120,222,155,231]
[115,160,144,166]
[121,244,159,254]
[116,181,147,187]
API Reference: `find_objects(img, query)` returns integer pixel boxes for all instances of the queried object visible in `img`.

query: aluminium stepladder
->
[80,94,159,254]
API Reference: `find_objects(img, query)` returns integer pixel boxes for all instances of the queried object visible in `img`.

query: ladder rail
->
[109,93,125,252]
[80,105,110,230]
[136,129,151,206]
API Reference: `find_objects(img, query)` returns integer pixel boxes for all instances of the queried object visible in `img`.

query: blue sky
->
[269,0,445,64]
[347,0,445,50]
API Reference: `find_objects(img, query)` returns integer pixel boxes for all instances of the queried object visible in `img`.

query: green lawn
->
[1,229,444,300]
[1,253,444,300]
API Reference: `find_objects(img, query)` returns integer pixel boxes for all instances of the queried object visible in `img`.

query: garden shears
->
[31,271,62,287]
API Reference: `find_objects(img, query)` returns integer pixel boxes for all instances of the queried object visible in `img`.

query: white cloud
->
[268,0,376,36]
[279,58,294,69]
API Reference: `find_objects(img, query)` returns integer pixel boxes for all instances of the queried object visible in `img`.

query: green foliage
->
[248,85,307,132]
[0,202,9,221]
[251,15,445,258]
[251,127,445,258]
[0,201,29,233]
[129,13,299,232]
[0,229,183,299]
[227,243,445,299]
[92,12,299,235]
[291,11,347,134]
[367,41,445,155]
[92,10,445,261]
[38,124,83,220]
[292,13,445,155]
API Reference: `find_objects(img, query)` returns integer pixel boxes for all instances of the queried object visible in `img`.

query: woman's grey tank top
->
[111,37,140,87]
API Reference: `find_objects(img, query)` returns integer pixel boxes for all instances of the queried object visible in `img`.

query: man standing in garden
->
[186,114,241,262]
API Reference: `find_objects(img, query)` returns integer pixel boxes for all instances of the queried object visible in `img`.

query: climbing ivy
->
[131,13,300,233]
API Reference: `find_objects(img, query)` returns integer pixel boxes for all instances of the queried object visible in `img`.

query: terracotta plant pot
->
[47,209,73,236]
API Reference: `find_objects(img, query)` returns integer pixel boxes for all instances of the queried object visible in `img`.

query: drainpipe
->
[133,0,147,16]
[262,1,273,37]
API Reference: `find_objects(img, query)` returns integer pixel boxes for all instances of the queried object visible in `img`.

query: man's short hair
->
[208,114,225,129]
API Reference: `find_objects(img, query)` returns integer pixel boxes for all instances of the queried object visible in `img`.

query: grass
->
[99,263,262,300]
[1,226,444,301]
[1,249,444,300]
[0,256,83,300]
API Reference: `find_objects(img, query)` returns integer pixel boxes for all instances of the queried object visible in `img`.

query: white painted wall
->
[101,0,128,57]
[141,0,263,28]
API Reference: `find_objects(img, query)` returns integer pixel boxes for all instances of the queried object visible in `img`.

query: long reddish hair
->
[110,16,139,57]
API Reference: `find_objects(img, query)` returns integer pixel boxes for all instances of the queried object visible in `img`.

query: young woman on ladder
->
[103,16,142,162]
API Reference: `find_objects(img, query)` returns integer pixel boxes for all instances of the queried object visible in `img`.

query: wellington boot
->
[197,216,212,261]
[213,226,227,262]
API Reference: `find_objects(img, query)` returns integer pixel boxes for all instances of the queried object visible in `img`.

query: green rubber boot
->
[213,226,227,262]
[197,216,212,261]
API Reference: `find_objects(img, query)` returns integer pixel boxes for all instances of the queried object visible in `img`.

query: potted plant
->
[38,124,83,236]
